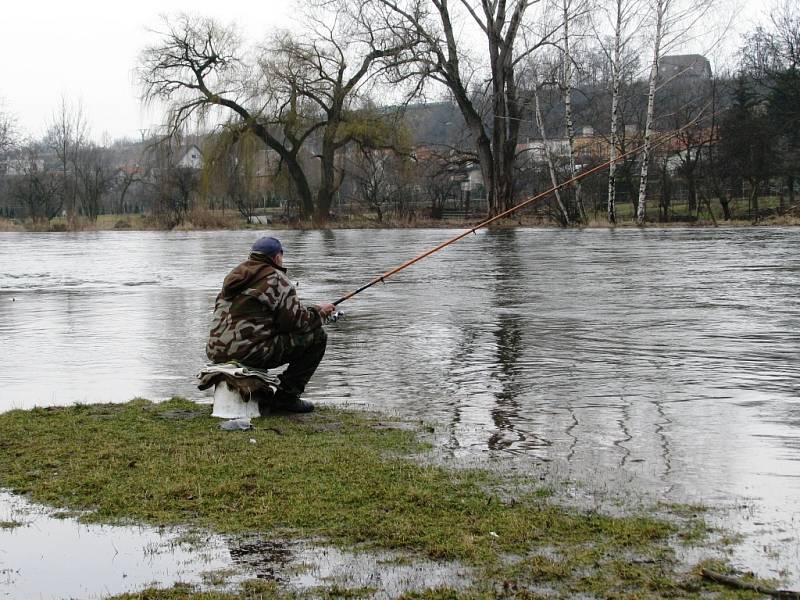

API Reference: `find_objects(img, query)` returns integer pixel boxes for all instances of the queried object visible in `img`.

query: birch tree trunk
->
[595,0,646,223]
[637,0,667,224]
[606,0,624,225]
[561,0,586,224]
[533,78,570,226]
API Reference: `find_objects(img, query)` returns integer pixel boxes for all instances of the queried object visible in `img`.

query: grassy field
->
[0,398,785,599]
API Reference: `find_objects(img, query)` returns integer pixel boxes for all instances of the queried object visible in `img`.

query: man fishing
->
[206,236,335,413]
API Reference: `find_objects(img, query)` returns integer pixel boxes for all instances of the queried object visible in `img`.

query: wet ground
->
[1,227,799,595]
[0,492,468,599]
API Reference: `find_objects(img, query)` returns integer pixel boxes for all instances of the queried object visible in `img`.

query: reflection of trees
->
[615,398,633,467]
[486,229,530,452]
[442,327,481,455]
[654,399,673,480]
[488,314,525,451]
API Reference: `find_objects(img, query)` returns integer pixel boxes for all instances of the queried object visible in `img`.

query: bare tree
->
[139,15,319,218]
[718,76,775,221]
[74,143,115,221]
[10,146,63,225]
[592,0,645,223]
[661,76,714,218]
[140,141,199,227]
[739,0,800,209]
[635,0,667,224]
[530,71,570,224]
[139,11,416,225]
[559,0,591,223]
[409,149,460,217]
[265,5,419,223]
[0,102,19,219]
[0,101,18,157]
[345,147,397,222]
[367,0,561,217]
[701,77,732,219]
[114,167,143,214]
[635,0,719,223]
[46,96,88,222]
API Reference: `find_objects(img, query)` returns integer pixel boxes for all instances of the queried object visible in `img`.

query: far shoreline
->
[2,212,799,233]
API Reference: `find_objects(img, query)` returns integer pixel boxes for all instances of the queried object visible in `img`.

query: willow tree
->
[201,129,265,220]
[264,4,420,223]
[139,10,416,225]
[364,0,561,217]
[138,15,319,219]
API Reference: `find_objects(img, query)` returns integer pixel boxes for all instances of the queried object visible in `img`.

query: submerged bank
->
[0,398,787,599]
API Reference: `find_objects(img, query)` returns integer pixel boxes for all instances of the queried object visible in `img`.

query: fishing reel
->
[324,310,345,325]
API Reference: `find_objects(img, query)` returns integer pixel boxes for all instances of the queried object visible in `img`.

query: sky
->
[0,0,297,143]
[0,0,770,144]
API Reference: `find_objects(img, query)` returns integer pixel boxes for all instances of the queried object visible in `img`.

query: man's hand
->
[317,302,336,319]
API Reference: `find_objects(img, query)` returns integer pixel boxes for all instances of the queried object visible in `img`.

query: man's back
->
[206,259,322,364]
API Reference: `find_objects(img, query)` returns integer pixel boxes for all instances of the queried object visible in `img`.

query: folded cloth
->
[197,361,281,397]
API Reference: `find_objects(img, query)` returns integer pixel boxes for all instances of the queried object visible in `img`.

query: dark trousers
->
[259,328,327,396]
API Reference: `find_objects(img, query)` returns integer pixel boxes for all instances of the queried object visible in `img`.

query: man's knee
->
[298,327,327,360]
[268,327,326,363]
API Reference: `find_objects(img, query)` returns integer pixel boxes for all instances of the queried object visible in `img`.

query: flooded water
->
[0,492,467,599]
[1,227,799,593]
[0,492,241,599]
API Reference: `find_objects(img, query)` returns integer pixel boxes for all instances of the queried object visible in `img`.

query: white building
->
[177,145,203,170]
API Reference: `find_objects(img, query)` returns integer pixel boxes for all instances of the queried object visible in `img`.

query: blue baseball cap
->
[251,236,283,257]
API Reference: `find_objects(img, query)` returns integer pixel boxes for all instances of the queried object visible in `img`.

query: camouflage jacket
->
[206,259,323,364]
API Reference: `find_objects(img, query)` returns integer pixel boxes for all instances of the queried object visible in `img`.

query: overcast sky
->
[1,0,769,144]
[0,0,296,143]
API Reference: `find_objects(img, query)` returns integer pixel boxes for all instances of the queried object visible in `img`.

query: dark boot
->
[277,329,327,397]
[273,389,314,413]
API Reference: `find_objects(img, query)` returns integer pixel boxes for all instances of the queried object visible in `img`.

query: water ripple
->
[1,227,799,585]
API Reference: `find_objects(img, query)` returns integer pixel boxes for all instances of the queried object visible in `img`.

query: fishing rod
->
[332,109,713,308]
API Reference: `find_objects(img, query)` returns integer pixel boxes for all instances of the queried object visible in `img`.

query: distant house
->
[410,146,485,193]
[516,138,572,163]
[177,145,203,170]
[659,54,712,80]
[516,128,608,168]
[462,164,484,191]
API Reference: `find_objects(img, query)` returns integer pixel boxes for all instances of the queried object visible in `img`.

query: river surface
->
[1,227,799,595]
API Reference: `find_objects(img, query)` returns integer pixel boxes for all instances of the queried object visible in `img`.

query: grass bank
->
[0,399,779,598]
[2,205,799,233]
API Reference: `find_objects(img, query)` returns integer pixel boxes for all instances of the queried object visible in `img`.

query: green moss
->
[0,398,769,599]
